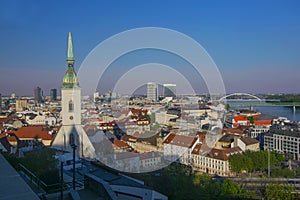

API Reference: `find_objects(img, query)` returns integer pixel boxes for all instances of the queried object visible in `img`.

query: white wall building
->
[163,133,199,165]
[264,125,300,160]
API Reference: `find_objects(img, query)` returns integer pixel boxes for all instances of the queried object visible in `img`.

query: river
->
[227,100,300,122]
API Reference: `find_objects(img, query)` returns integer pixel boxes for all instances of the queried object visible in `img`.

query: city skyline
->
[1,1,300,95]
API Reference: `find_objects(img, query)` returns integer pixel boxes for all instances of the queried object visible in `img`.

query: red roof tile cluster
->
[0,125,53,140]
[196,132,206,143]
[191,143,211,155]
[253,121,272,125]
[192,143,242,161]
[233,114,272,127]
[208,147,242,161]
[222,128,245,135]
[163,133,198,148]
[234,116,247,121]
[99,121,116,127]
[112,139,132,150]
[129,108,148,116]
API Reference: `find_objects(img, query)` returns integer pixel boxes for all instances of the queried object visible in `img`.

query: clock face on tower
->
[69,116,74,120]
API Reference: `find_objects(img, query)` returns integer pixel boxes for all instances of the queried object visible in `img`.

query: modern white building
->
[264,124,300,160]
[93,92,99,102]
[163,83,176,98]
[147,82,157,101]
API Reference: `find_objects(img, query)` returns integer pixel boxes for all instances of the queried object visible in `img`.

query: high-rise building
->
[93,92,99,102]
[50,89,57,101]
[34,86,43,103]
[52,32,95,158]
[163,83,176,98]
[147,82,157,101]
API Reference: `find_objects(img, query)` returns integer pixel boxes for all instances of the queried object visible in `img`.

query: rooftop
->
[1,125,53,141]
[239,137,259,145]
[163,133,198,148]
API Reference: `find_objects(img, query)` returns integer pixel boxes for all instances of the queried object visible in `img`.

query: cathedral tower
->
[52,32,95,158]
[61,32,81,126]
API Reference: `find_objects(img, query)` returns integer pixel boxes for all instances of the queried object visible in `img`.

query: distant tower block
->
[34,86,43,103]
[147,82,158,101]
[52,32,95,158]
[50,89,57,101]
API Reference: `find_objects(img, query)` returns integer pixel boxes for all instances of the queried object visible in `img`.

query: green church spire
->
[67,32,74,64]
[62,32,79,88]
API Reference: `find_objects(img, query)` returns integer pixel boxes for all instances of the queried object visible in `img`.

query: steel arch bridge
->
[218,93,262,101]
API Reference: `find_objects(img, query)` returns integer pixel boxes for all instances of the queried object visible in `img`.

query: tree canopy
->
[229,150,284,174]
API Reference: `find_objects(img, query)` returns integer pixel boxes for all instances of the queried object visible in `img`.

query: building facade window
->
[69,100,74,112]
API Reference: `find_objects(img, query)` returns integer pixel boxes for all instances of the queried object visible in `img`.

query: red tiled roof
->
[0,125,53,140]
[112,139,131,149]
[234,116,247,121]
[99,121,116,127]
[130,108,148,115]
[254,120,272,125]
[222,128,245,135]
[192,143,211,155]
[196,132,206,143]
[163,133,198,148]
[208,147,242,161]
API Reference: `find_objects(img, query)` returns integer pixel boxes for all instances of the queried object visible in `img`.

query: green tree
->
[229,154,243,173]
[220,180,242,199]
[19,148,58,184]
[265,183,297,200]
[230,151,285,174]
[229,153,253,173]
[271,168,294,178]
[247,116,255,125]
[225,104,230,111]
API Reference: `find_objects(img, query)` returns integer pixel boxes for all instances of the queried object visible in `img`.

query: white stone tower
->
[52,32,95,158]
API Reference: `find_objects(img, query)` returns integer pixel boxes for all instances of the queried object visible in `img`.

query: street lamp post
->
[71,143,77,190]
[69,133,77,190]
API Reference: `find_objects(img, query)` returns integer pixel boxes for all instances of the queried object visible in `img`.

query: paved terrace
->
[0,154,39,200]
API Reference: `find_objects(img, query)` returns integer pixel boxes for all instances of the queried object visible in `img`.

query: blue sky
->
[0,0,300,96]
